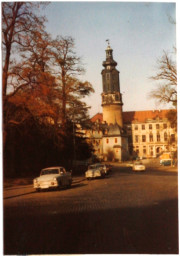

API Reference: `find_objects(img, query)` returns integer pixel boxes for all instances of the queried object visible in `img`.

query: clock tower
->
[101,41,123,127]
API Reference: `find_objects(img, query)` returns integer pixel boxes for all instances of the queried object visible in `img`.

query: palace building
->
[82,42,177,161]
[90,109,177,160]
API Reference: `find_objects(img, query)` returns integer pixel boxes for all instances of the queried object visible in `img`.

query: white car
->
[132,162,146,171]
[85,163,106,180]
[33,166,72,191]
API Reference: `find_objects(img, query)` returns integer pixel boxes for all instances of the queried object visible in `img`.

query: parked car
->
[126,162,134,167]
[33,166,72,191]
[132,162,146,172]
[161,160,172,166]
[85,163,106,180]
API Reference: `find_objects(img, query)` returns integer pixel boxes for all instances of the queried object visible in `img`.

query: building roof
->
[91,113,103,123]
[122,110,171,123]
[91,109,174,124]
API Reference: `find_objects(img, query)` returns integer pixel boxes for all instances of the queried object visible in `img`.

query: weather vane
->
[106,39,110,46]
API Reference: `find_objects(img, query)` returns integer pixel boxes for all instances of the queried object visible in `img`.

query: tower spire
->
[106,39,110,46]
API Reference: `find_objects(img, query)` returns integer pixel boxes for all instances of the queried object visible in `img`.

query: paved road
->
[4,165,178,254]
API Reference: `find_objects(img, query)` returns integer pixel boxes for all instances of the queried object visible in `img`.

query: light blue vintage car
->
[33,166,72,191]
[85,163,106,180]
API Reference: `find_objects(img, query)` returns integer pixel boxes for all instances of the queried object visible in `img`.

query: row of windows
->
[106,138,118,144]
[134,133,175,143]
[134,146,147,154]
[93,138,119,145]
[134,145,170,156]
[134,123,171,130]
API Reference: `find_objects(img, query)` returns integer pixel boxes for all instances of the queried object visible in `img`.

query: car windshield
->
[135,162,142,165]
[88,165,96,170]
[41,169,59,175]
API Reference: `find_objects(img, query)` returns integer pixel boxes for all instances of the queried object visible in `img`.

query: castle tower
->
[101,41,123,127]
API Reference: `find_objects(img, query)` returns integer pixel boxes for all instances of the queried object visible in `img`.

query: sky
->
[41,1,176,117]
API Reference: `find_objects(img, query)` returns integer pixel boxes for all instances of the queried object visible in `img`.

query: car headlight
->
[53,177,57,181]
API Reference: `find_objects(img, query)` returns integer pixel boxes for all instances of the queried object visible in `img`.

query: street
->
[4,164,178,254]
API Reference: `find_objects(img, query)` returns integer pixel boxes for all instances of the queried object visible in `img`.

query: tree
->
[51,36,94,127]
[2,2,47,101]
[2,4,95,176]
[7,29,58,125]
[149,50,177,108]
[149,49,177,130]
[2,2,47,143]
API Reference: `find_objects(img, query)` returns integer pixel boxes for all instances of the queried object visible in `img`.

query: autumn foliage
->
[2,3,94,177]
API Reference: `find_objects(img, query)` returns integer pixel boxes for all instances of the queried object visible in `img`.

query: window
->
[149,146,153,156]
[135,135,138,143]
[149,133,153,142]
[143,147,146,154]
[136,146,139,154]
[96,141,100,146]
[142,135,146,142]
[142,124,145,130]
[149,124,152,130]
[115,138,117,143]
[126,125,131,131]
[171,134,175,142]
[157,133,160,142]
[135,125,138,130]
[163,123,167,129]
[156,124,160,129]
[106,138,109,144]
[106,73,110,80]
[171,123,175,129]
[164,132,168,141]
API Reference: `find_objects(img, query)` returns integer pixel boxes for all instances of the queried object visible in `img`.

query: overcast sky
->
[42,2,176,117]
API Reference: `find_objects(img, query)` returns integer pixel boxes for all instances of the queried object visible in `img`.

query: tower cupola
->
[103,40,117,68]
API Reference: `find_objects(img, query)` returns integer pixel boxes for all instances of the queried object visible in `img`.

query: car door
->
[62,168,69,185]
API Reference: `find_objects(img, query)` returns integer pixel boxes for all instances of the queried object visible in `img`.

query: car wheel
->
[57,181,62,190]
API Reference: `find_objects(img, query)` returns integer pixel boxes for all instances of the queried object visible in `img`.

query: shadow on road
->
[4,185,33,191]
[71,183,87,189]
[4,190,36,200]
[4,198,178,255]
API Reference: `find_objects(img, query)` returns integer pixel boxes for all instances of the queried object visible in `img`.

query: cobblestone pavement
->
[4,165,178,254]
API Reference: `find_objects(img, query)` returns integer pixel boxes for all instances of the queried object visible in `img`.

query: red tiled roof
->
[91,110,175,123]
[123,110,172,123]
[91,113,103,122]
